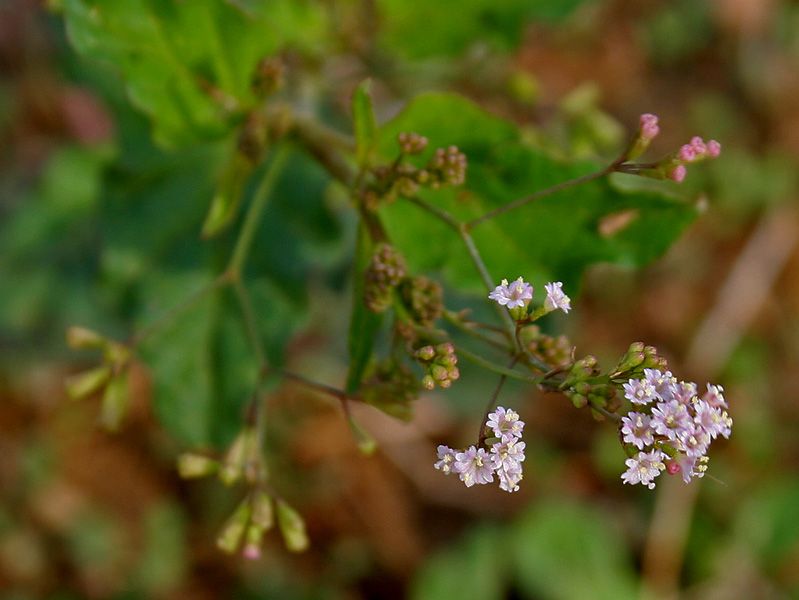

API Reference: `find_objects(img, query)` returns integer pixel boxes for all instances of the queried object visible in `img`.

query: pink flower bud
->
[706,139,721,158]
[666,461,681,475]
[639,113,660,141]
[678,145,696,162]
[242,544,262,560]
[690,136,707,155]
[669,165,687,183]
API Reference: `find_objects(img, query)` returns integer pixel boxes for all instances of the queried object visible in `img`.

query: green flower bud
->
[100,371,129,432]
[177,453,219,479]
[250,491,274,531]
[66,326,106,350]
[65,365,111,400]
[217,499,251,554]
[276,500,309,553]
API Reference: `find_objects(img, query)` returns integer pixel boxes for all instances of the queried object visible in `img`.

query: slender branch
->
[228,146,291,277]
[234,280,266,368]
[455,346,540,384]
[405,195,460,231]
[477,356,519,446]
[131,273,230,346]
[272,367,357,403]
[443,310,507,351]
[466,167,612,230]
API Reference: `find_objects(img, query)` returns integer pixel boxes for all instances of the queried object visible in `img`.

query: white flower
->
[543,281,571,313]
[454,446,495,487]
[621,450,666,489]
[488,277,533,309]
[434,445,457,474]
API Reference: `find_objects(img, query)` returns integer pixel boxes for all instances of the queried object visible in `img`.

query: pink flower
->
[639,113,660,141]
[669,165,687,183]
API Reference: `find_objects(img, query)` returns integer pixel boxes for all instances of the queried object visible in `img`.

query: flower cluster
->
[619,369,732,489]
[363,243,407,313]
[667,136,721,182]
[435,407,526,493]
[400,275,443,326]
[488,277,571,318]
[414,342,460,390]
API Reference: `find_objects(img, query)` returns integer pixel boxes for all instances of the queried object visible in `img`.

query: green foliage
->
[377,93,697,293]
[510,500,637,600]
[411,500,637,600]
[376,0,594,60]
[63,0,327,147]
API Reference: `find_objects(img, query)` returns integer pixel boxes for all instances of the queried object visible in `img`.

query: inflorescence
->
[619,370,732,489]
[435,407,526,493]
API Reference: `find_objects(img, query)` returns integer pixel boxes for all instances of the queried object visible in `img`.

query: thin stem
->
[466,167,612,230]
[274,367,356,403]
[405,195,460,231]
[228,145,291,277]
[456,346,540,384]
[131,273,230,346]
[234,280,266,368]
[443,310,508,351]
[477,356,520,446]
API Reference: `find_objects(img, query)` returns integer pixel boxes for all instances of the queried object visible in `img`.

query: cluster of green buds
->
[360,360,420,421]
[177,425,307,558]
[361,132,468,209]
[64,327,131,431]
[519,324,572,368]
[363,243,407,313]
[609,342,668,381]
[414,342,459,390]
[251,56,285,99]
[216,491,308,559]
[559,355,619,417]
[400,275,443,326]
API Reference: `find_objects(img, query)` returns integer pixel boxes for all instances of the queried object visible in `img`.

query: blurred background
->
[2,0,799,598]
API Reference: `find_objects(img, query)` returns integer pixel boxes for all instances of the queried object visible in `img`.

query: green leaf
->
[345,224,383,394]
[411,525,505,600]
[377,93,697,293]
[510,500,637,600]
[353,79,378,168]
[63,0,327,146]
[376,1,593,60]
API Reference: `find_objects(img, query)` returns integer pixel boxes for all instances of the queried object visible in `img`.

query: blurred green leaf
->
[63,0,326,146]
[202,153,254,238]
[511,500,637,600]
[134,502,187,595]
[377,93,697,293]
[345,224,382,394]
[411,525,505,600]
[376,1,593,60]
[353,79,378,168]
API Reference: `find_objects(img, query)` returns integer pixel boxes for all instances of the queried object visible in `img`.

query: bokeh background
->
[2,0,799,598]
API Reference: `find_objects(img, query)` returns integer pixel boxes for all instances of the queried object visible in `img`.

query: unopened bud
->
[415,345,435,361]
[217,499,251,554]
[220,430,250,486]
[421,374,435,390]
[66,326,106,350]
[250,491,274,530]
[65,365,111,400]
[177,453,219,479]
[276,500,309,553]
[100,371,129,432]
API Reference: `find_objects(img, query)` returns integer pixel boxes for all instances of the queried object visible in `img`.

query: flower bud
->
[400,276,443,326]
[100,371,129,432]
[217,499,251,554]
[250,491,274,530]
[220,429,251,486]
[177,453,219,479]
[242,523,265,560]
[397,132,428,155]
[414,345,435,361]
[66,326,106,350]
[276,500,309,553]
[65,365,112,400]
[364,244,407,313]
[421,374,435,390]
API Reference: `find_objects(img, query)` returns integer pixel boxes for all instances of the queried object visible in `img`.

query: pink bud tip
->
[678,144,696,162]
[639,113,660,141]
[669,165,687,183]
[706,139,721,158]
[242,544,261,560]
[666,461,681,475]
[690,136,707,155]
